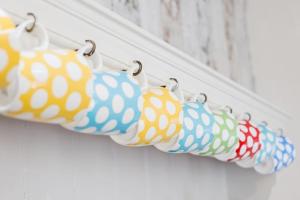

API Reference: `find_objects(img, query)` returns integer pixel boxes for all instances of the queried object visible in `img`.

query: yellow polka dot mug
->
[111,78,183,146]
[0,8,15,30]
[0,42,101,124]
[0,18,49,90]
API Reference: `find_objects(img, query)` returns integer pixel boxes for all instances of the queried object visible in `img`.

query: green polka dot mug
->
[194,107,239,157]
[214,114,261,162]
[1,42,101,124]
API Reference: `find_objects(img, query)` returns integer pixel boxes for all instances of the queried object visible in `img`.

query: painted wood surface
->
[0,1,284,200]
[95,0,255,90]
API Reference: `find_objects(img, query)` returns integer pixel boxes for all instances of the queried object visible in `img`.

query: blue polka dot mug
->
[255,134,295,174]
[155,94,215,153]
[63,62,146,135]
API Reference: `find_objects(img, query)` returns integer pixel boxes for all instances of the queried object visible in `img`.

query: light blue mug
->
[63,67,144,135]
[155,95,215,153]
[255,134,295,174]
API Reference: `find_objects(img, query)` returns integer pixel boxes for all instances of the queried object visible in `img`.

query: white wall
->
[0,0,297,200]
[247,0,300,199]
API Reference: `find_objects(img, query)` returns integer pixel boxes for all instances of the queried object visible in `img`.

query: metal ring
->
[225,106,233,114]
[199,93,207,104]
[244,112,251,121]
[25,13,37,32]
[169,78,178,92]
[83,40,96,57]
[132,60,143,76]
[278,128,284,136]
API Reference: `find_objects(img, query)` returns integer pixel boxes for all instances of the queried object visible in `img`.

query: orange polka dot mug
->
[111,78,183,146]
[0,18,48,90]
[0,42,101,124]
[0,8,15,30]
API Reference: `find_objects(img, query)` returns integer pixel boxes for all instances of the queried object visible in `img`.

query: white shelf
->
[2,0,290,130]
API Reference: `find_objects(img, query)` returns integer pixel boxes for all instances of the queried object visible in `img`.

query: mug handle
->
[165,78,184,103]
[127,60,149,91]
[13,19,49,50]
[77,42,103,71]
[189,93,207,104]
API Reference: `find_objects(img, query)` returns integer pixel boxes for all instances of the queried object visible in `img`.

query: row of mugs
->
[0,10,295,174]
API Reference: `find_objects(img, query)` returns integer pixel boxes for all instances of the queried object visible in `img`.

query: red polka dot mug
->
[216,114,261,162]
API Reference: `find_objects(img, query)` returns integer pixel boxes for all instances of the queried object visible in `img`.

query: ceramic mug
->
[218,118,261,162]
[62,62,145,135]
[255,135,295,174]
[0,8,15,30]
[1,42,100,124]
[236,122,277,168]
[194,107,239,157]
[0,19,48,89]
[111,79,183,146]
[155,94,215,153]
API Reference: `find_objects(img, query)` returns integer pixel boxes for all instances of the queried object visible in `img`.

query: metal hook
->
[278,128,284,136]
[225,105,233,114]
[132,60,143,76]
[244,112,251,121]
[199,93,207,104]
[169,78,178,92]
[25,12,37,32]
[83,40,96,57]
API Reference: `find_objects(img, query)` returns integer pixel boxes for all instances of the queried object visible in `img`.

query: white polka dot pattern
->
[155,102,214,153]
[254,123,277,165]
[272,135,295,173]
[63,71,142,135]
[226,120,261,162]
[4,49,93,124]
[0,26,20,88]
[112,87,182,146]
[197,109,239,156]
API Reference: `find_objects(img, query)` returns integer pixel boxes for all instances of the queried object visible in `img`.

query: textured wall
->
[96,0,255,90]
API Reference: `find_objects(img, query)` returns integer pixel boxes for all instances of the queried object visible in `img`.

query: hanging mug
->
[236,122,277,168]
[1,41,100,124]
[0,8,15,30]
[194,106,239,157]
[62,61,145,135]
[155,93,215,153]
[255,134,295,174]
[111,78,183,146]
[216,113,261,162]
[0,18,48,90]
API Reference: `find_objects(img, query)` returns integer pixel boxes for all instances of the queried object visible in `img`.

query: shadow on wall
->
[0,116,276,200]
[225,163,276,200]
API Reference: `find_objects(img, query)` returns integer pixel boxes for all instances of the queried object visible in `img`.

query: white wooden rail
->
[2,0,290,130]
